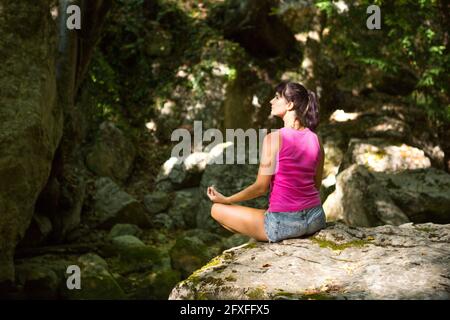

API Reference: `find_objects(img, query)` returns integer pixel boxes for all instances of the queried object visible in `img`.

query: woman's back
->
[268,127,322,212]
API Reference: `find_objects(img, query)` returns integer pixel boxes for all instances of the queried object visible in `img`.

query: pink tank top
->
[268,127,322,212]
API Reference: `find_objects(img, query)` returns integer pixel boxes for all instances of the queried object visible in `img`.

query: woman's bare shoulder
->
[263,130,281,151]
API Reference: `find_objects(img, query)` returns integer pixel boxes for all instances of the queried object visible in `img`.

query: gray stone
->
[93,177,151,229]
[111,235,145,250]
[110,235,163,272]
[0,0,63,283]
[143,191,171,214]
[85,121,136,182]
[18,214,53,248]
[130,269,181,300]
[168,188,201,229]
[78,253,108,269]
[182,229,224,246]
[62,253,126,300]
[339,138,431,174]
[323,165,410,227]
[108,224,143,239]
[169,222,450,300]
[155,152,209,192]
[153,213,174,230]
[222,234,251,249]
[324,164,450,227]
[378,167,450,224]
[170,234,219,279]
[15,264,60,299]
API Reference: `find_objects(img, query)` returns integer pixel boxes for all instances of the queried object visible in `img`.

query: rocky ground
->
[4,93,450,300]
[2,1,449,300]
[169,222,450,300]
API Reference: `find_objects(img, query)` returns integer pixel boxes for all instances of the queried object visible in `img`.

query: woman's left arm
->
[221,132,279,204]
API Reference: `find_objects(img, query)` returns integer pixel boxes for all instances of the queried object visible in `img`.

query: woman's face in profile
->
[270,92,289,118]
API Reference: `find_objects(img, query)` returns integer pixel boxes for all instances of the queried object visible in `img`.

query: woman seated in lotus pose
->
[206,81,326,243]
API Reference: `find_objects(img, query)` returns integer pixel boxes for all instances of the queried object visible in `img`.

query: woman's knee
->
[210,203,222,219]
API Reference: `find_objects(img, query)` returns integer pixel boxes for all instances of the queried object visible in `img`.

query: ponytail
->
[302,90,320,132]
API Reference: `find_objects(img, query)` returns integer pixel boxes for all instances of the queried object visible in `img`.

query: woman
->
[206,81,326,243]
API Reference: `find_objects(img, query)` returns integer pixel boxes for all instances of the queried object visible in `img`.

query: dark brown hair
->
[275,81,320,132]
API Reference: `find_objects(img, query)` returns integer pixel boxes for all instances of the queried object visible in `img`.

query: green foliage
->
[312,0,449,122]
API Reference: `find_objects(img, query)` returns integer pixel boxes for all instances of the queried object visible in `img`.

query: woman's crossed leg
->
[211,203,269,242]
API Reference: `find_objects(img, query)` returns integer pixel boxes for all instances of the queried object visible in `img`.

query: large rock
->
[143,191,172,215]
[17,213,53,248]
[154,152,209,192]
[339,138,431,174]
[92,177,151,229]
[316,101,446,205]
[108,224,143,239]
[10,255,70,299]
[85,121,136,182]
[0,1,62,282]
[170,230,224,279]
[324,164,450,226]
[169,222,450,300]
[61,253,127,300]
[14,264,60,299]
[168,188,201,229]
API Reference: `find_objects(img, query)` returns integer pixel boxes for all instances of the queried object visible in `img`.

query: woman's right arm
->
[314,137,325,191]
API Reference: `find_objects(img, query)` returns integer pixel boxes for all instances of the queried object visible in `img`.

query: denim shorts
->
[264,205,327,243]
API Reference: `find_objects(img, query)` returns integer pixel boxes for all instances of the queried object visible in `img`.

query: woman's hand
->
[207,185,231,204]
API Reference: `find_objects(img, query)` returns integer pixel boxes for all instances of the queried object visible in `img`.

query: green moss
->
[195,291,208,300]
[299,293,337,300]
[273,290,337,300]
[224,275,237,282]
[182,254,225,287]
[311,237,371,251]
[415,226,433,233]
[179,249,238,292]
[203,277,225,286]
[244,242,258,249]
[273,291,295,299]
[246,287,266,300]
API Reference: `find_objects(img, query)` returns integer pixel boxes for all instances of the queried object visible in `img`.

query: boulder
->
[154,152,209,192]
[168,188,201,229]
[323,165,409,227]
[169,222,450,300]
[85,121,136,182]
[130,269,181,300]
[108,224,143,239]
[152,213,174,230]
[92,177,151,229]
[324,164,450,226]
[222,234,251,249]
[107,235,164,274]
[12,255,76,299]
[0,0,63,283]
[143,191,172,214]
[61,253,126,300]
[339,138,431,174]
[15,264,60,299]
[17,214,53,248]
[170,232,223,279]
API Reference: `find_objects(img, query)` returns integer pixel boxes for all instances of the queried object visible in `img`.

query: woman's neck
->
[283,114,305,130]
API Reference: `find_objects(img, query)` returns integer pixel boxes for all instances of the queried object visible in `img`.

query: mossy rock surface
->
[169,223,450,300]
